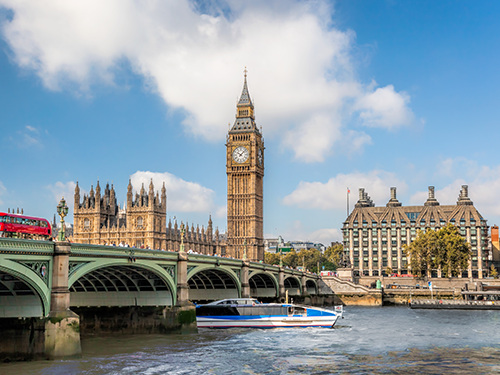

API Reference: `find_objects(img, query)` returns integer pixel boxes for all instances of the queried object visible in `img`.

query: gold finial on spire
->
[244,66,247,79]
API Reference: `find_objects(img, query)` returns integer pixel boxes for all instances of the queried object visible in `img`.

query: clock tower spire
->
[226,69,264,261]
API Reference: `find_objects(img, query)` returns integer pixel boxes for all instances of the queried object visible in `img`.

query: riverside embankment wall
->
[321,276,500,306]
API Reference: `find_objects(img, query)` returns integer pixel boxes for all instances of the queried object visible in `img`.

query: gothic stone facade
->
[73,180,225,254]
[226,72,265,261]
[343,185,489,278]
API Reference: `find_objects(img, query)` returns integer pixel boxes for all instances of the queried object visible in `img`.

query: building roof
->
[230,69,259,134]
[344,185,486,227]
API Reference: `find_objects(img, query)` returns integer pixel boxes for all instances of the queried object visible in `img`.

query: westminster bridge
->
[0,238,321,360]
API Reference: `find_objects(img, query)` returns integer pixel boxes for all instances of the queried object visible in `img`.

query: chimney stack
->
[359,188,365,201]
[424,186,439,206]
[457,185,472,205]
[390,187,397,200]
[461,185,468,198]
[387,187,402,207]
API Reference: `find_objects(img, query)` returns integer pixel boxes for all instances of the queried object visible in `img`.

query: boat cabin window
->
[215,299,259,305]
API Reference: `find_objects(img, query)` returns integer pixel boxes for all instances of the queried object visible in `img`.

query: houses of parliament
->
[72,72,265,261]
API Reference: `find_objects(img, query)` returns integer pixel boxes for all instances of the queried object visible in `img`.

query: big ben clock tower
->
[226,70,264,261]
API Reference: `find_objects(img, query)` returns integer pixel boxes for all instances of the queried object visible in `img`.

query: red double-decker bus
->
[0,212,52,239]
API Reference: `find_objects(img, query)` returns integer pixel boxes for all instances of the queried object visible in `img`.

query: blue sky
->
[1,0,500,244]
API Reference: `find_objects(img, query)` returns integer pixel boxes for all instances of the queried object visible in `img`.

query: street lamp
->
[278,235,283,267]
[56,197,69,241]
[180,222,185,252]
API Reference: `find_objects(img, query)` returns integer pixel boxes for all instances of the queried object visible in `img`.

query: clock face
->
[258,148,263,165]
[233,146,249,163]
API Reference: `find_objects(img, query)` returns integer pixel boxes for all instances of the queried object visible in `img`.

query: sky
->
[1,0,500,245]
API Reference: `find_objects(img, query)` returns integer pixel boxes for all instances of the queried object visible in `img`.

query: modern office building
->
[342,185,489,278]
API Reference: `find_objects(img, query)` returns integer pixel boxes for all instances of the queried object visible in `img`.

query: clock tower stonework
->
[226,72,264,261]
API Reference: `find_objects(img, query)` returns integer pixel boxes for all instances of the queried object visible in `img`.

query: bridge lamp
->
[56,197,69,241]
[278,235,283,268]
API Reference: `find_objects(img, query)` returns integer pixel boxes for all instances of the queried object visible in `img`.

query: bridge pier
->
[172,250,197,333]
[241,261,250,298]
[278,268,285,301]
[45,241,81,359]
[301,273,309,297]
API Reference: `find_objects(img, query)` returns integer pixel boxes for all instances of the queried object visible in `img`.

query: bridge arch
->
[187,265,241,302]
[68,259,176,307]
[284,276,302,296]
[0,259,50,317]
[306,279,318,295]
[248,271,278,298]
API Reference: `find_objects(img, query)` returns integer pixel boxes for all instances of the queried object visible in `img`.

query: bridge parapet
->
[0,238,55,253]
[70,243,179,261]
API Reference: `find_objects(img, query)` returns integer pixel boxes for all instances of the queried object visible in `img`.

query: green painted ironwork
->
[14,260,50,286]
[68,261,91,278]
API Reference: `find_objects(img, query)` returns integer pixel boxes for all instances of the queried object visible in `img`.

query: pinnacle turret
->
[231,68,257,133]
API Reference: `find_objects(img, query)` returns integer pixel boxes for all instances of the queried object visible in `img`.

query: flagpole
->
[347,187,350,218]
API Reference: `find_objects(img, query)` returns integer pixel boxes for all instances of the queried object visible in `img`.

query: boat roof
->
[205,298,259,305]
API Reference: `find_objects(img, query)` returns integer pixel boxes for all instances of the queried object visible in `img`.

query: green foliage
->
[324,244,344,267]
[296,248,322,272]
[385,266,393,276]
[283,249,299,268]
[405,223,471,278]
[264,252,280,265]
[265,244,345,273]
[491,265,498,279]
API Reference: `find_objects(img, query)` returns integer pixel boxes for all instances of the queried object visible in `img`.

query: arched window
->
[137,216,144,228]
[84,218,90,229]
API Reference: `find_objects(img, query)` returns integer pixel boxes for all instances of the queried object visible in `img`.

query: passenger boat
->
[410,290,500,310]
[195,298,343,329]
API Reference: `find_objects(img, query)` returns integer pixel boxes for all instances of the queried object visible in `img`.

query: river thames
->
[2,306,500,374]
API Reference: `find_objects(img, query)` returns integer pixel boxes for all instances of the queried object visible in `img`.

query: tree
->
[404,229,437,277]
[297,248,322,272]
[264,252,280,266]
[283,249,299,268]
[491,265,498,279]
[324,244,344,269]
[404,224,471,278]
[434,224,471,278]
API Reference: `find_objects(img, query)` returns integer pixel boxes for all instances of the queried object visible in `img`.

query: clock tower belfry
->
[226,70,264,261]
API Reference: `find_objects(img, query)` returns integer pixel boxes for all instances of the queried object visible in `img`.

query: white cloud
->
[8,125,43,148]
[46,181,77,208]
[0,0,415,162]
[310,227,342,243]
[435,157,478,178]
[355,84,414,129]
[283,170,408,210]
[410,164,500,219]
[277,220,342,244]
[130,170,224,215]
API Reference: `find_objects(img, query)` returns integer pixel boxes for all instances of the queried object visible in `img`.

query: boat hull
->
[195,299,342,329]
[197,315,339,329]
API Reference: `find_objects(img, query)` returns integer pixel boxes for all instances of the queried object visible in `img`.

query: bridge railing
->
[0,237,55,253]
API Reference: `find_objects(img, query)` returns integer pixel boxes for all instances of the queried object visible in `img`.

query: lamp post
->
[180,222,185,252]
[56,197,69,241]
[278,235,283,268]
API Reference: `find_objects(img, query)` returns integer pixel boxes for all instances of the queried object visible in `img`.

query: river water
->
[2,306,500,374]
